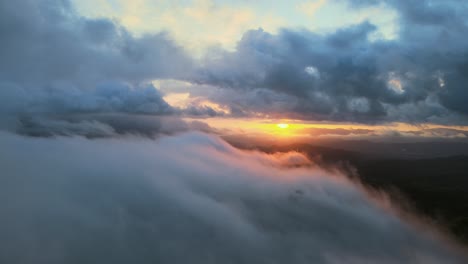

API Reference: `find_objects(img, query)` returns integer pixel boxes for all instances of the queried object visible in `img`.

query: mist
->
[0,131,465,263]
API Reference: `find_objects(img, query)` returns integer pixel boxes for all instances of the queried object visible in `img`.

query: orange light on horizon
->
[182,117,468,141]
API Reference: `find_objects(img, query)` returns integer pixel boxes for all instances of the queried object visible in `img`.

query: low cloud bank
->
[0,132,465,263]
[14,114,214,138]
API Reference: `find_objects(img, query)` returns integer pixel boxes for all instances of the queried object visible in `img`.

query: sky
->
[2,1,468,262]
[73,0,399,53]
[1,0,468,141]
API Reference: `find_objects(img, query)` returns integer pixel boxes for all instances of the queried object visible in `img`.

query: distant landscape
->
[228,138,468,244]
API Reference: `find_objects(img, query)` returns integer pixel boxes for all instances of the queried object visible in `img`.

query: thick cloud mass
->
[1,1,467,262]
[190,0,468,123]
[0,0,191,133]
[0,131,466,263]
[0,0,191,85]
[14,114,211,138]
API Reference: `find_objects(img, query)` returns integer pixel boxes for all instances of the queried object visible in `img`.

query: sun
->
[276,123,289,129]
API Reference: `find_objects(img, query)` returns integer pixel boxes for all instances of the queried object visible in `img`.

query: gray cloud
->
[187,0,468,124]
[2,0,468,130]
[0,0,191,86]
[14,114,215,138]
[300,127,376,137]
[2,2,467,262]
[0,131,466,263]
[0,0,192,134]
[0,82,172,116]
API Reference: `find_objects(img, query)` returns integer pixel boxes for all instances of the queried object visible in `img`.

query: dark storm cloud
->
[0,0,192,135]
[190,0,468,124]
[0,131,466,263]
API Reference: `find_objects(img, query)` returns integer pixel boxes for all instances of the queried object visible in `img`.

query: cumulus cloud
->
[187,0,468,124]
[188,24,401,122]
[0,0,191,134]
[0,82,172,116]
[0,131,466,263]
[0,0,191,85]
[2,0,468,129]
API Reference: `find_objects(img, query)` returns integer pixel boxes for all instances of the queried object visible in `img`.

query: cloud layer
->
[1,1,467,263]
[0,131,466,263]
[0,0,192,134]
[186,0,468,124]
[1,0,468,132]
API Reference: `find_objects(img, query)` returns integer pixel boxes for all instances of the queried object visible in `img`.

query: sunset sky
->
[2,0,468,141]
[2,1,468,263]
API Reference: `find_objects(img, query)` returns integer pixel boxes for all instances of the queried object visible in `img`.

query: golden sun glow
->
[183,117,468,142]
